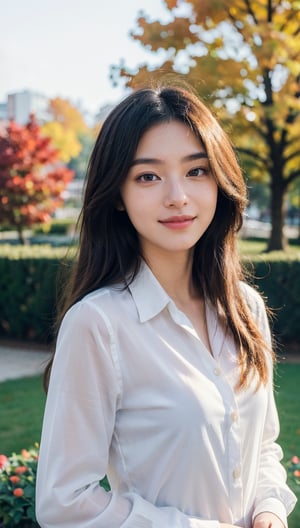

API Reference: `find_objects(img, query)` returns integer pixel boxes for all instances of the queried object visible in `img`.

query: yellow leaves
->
[119,0,300,127]
[284,132,300,175]
[213,36,224,49]
[48,97,88,135]
[228,6,237,17]
[41,122,82,163]
[164,0,179,9]
[123,61,178,91]
[284,117,300,146]
[190,0,226,25]
[252,24,290,69]
[128,0,300,80]
[133,16,198,52]
[260,98,296,131]
[42,98,90,164]
[108,0,300,197]
[286,59,300,77]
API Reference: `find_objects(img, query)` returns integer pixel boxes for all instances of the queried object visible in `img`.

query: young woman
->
[36,85,296,528]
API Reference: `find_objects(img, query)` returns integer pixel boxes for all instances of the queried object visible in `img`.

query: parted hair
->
[44,84,274,390]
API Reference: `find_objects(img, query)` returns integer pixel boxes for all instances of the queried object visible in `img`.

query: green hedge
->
[0,245,299,344]
[244,254,300,344]
[0,245,71,343]
[33,218,76,235]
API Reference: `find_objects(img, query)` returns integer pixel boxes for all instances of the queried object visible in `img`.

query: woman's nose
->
[164,180,188,208]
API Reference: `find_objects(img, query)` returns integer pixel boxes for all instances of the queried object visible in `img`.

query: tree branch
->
[278,9,296,32]
[285,170,300,186]
[250,122,269,140]
[237,147,269,166]
[267,0,273,22]
[292,26,300,37]
[243,0,258,24]
[284,149,300,164]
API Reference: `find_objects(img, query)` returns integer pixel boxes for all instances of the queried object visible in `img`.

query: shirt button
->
[213,367,221,376]
[232,468,241,479]
[231,411,238,423]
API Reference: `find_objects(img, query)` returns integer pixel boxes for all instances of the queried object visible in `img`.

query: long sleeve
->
[36,300,220,528]
[252,379,297,528]
[248,289,297,527]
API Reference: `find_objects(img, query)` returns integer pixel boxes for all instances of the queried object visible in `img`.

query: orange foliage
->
[112,0,300,250]
[0,115,73,235]
[48,97,88,134]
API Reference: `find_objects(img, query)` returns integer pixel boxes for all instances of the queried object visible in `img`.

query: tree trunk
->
[267,176,287,251]
[17,225,26,245]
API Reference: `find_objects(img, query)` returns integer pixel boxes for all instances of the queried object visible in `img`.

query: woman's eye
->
[137,173,159,182]
[187,167,206,177]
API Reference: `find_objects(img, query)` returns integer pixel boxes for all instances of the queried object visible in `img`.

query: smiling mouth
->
[159,215,196,229]
[159,215,196,224]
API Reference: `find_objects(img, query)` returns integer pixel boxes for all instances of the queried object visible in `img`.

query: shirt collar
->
[128,261,225,359]
[128,260,170,323]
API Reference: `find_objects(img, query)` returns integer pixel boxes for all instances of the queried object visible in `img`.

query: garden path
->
[0,341,51,382]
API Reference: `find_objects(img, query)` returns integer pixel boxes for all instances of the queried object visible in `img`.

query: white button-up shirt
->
[36,262,297,528]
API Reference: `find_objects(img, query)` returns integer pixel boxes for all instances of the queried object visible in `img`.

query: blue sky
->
[0,0,168,114]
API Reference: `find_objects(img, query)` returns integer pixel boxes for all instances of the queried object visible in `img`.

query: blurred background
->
[0,1,299,527]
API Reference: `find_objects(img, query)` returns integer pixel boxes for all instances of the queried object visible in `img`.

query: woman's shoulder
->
[63,283,131,327]
[239,280,264,300]
[239,280,267,319]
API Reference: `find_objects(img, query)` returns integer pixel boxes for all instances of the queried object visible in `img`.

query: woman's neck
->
[143,250,200,305]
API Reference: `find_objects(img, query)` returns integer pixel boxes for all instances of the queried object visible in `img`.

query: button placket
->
[230,410,238,423]
[227,398,243,521]
[208,343,244,523]
[232,467,241,480]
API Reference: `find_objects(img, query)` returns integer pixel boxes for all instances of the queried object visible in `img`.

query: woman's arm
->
[248,290,297,527]
[251,376,296,528]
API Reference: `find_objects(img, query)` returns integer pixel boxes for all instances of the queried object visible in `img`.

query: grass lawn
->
[0,363,299,526]
[238,237,300,257]
[0,375,45,454]
[275,363,300,528]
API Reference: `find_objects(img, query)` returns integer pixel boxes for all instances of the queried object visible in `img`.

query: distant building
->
[7,90,51,124]
[0,102,7,121]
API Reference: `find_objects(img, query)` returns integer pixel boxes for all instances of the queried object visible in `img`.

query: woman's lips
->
[159,215,196,229]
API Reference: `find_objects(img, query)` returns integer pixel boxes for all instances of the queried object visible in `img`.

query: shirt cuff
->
[252,498,288,528]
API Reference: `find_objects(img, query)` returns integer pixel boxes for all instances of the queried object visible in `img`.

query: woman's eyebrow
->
[130,152,208,167]
[130,157,163,167]
[182,152,208,162]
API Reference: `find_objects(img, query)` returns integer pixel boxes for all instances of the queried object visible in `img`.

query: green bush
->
[0,245,72,343]
[32,218,76,236]
[0,244,299,344]
[0,445,109,528]
[0,446,39,527]
[243,253,300,343]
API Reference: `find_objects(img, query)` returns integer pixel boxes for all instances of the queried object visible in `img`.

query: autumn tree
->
[0,115,73,244]
[112,0,300,250]
[41,121,82,163]
[42,97,89,164]
[68,129,97,179]
[48,97,88,133]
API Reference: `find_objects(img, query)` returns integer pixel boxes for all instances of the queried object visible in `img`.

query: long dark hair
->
[44,85,273,389]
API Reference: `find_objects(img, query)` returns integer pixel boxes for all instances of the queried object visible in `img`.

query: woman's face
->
[120,120,218,263]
